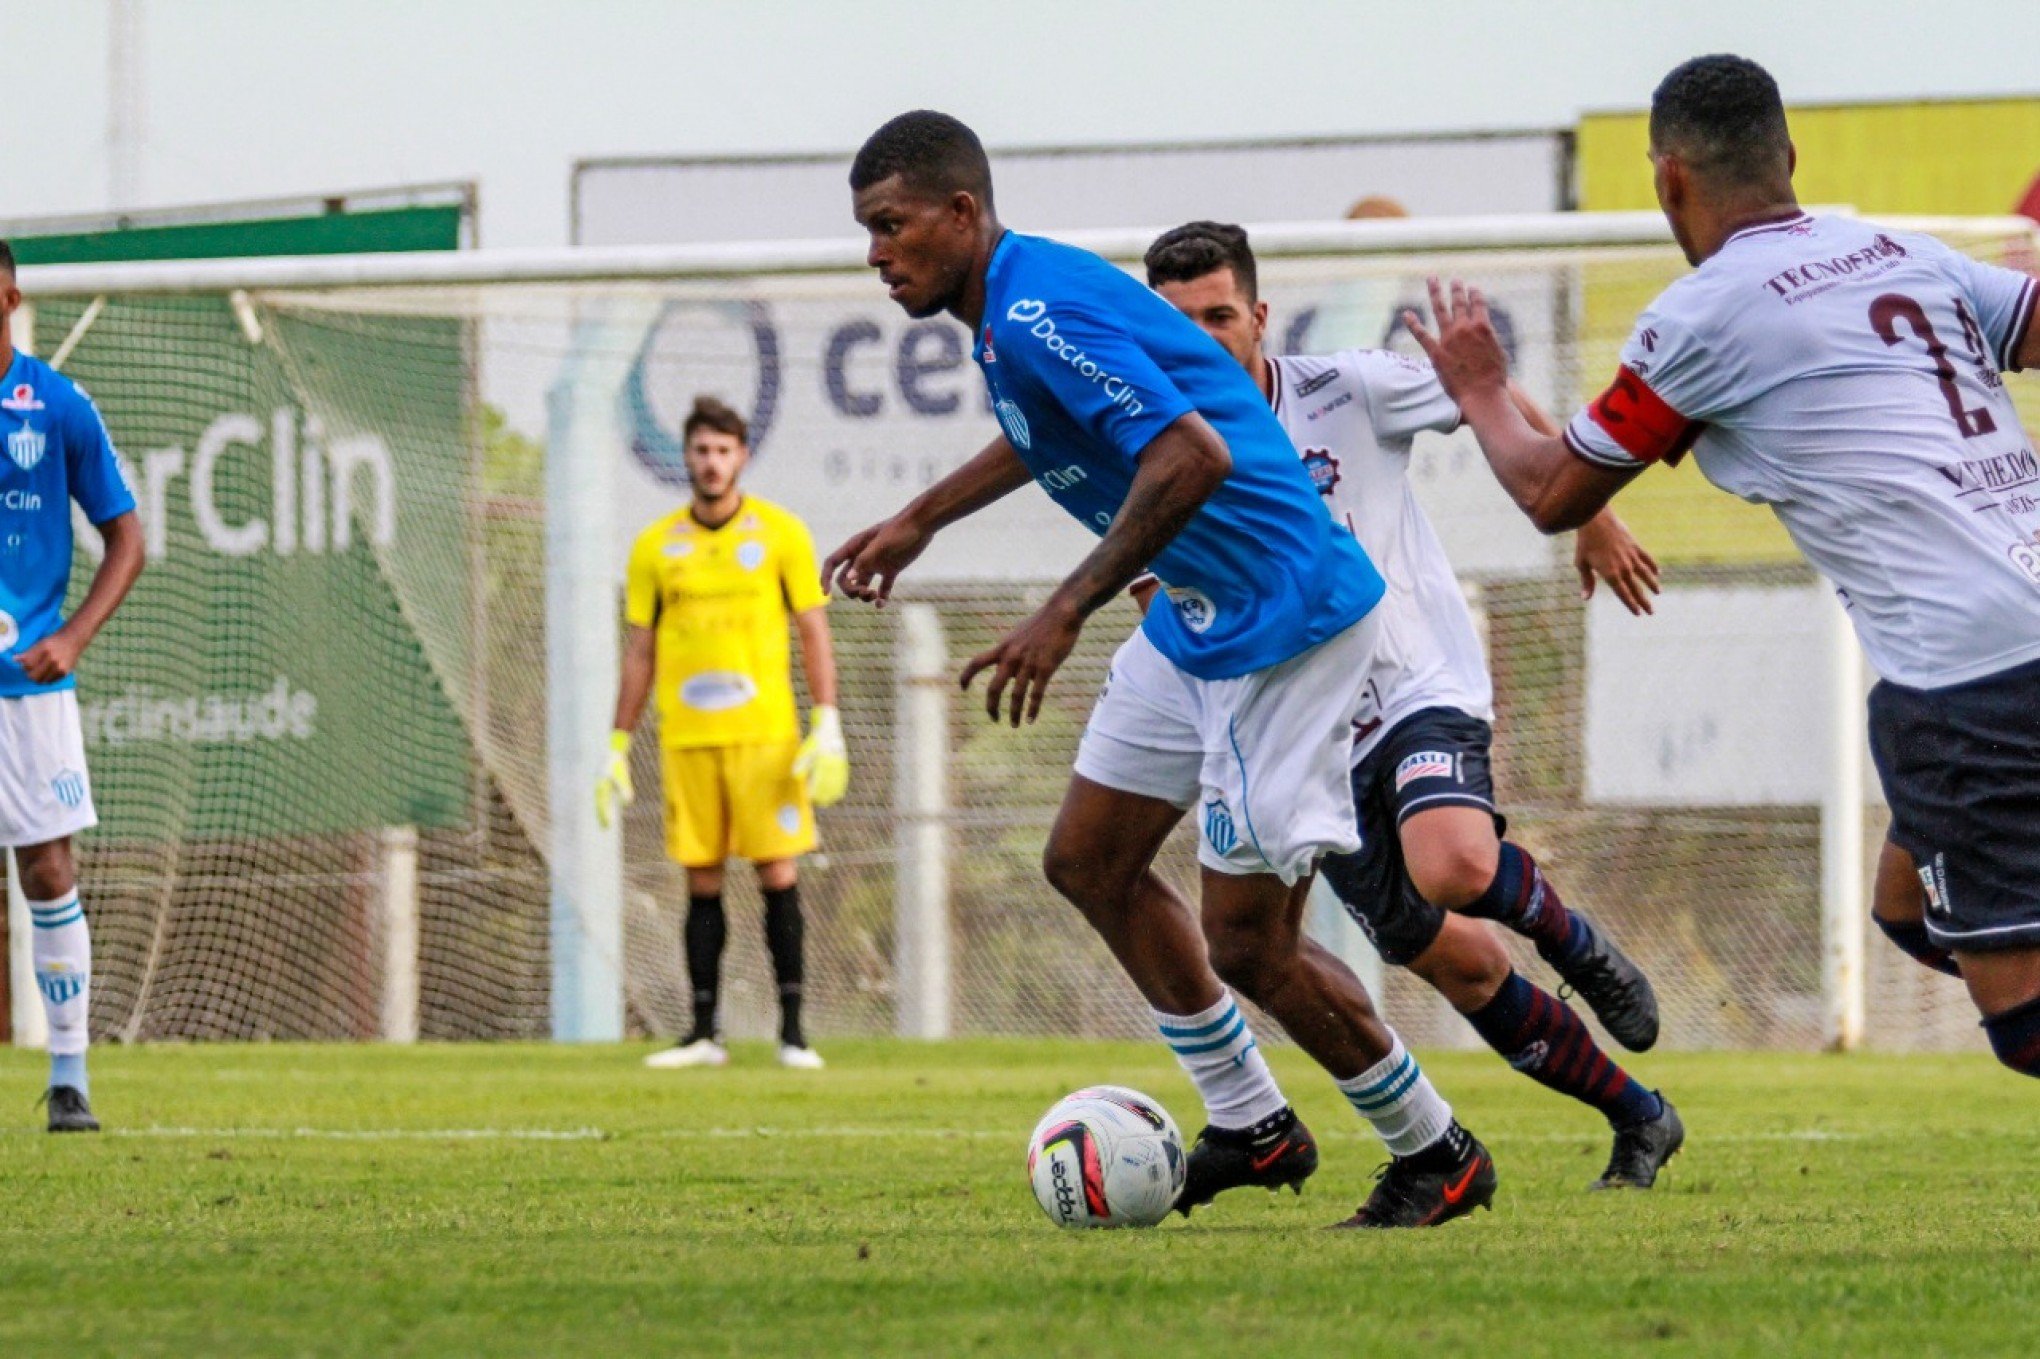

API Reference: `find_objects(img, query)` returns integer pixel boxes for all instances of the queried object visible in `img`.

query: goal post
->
[14,209,2036,1051]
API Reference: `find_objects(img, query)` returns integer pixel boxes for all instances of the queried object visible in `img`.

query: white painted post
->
[894,604,952,1039]
[543,304,635,1042]
[1820,595,1867,1052]
[7,853,48,1048]
[378,825,420,1043]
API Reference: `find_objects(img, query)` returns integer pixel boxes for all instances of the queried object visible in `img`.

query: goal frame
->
[17,208,2037,1049]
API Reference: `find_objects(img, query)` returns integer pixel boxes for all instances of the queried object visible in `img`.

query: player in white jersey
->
[1411,55,2040,1076]
[1145,222,1684,1188]
[0,241,146,1130]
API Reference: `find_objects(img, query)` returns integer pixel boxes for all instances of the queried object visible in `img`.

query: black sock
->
[764,884,806,1048]
[684,893,726,1041]
[1874,915,1961,978]
[1405,1119,1474,1172]
[1211,1105,1297,1147]
[1983,995,2040,1077]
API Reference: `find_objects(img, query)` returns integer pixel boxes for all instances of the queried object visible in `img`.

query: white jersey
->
[1565,211,2040,690]
[1267,348,1493,761]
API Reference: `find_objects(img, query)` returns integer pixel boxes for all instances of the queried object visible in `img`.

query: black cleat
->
[1334,1130,1497,1229]
[42,1085,99,1134]
[1542,915,1661,1052]
[1174,1109,1319,1216]
[1591,1094,1683,1190]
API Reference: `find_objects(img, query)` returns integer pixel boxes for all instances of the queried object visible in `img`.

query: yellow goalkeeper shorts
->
[660,740,816,867]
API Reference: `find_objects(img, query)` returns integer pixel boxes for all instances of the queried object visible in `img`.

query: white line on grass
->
[0,1126,1873,1144]
[642,1127,1872,1145]
[110,1126,609,1141]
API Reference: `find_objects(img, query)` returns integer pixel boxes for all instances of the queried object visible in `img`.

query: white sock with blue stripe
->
[1337,1035,1450,1157]
[1155,992,1288,1131]
[29,892,90,1094]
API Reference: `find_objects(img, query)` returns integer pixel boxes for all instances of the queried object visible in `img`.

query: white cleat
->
[644,1038,728,1069]
[777,1044,826,1070]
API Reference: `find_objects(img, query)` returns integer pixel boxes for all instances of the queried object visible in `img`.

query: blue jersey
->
[0,350,136,697]
[973,232,1383,679]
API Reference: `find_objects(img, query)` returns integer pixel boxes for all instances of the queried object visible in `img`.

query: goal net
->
[17,212,2037,1052]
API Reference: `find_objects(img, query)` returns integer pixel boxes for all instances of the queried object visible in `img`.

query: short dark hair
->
[849,110,994,210]
[682,395,747,445]
[1144,221,1258,304]
[1650,54,1790,185]
[0,239,14,277]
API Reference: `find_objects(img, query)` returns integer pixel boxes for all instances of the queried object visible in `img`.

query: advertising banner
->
[13,204,473,838]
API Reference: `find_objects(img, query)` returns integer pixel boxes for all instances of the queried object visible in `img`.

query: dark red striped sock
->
[1464,970,1660,1127]
[1462,843,1590,962]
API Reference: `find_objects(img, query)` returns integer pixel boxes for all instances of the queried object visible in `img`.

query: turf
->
[0,1041,2031,1357]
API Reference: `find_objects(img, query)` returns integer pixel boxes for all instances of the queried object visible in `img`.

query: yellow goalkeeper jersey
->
[624,496,827,749]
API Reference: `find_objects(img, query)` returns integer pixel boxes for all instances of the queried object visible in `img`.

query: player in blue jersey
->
[0,241,145,1132]
[826,112,1496,1228]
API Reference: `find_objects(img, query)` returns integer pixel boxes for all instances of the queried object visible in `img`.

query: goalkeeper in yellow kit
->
[596,396,847,1070]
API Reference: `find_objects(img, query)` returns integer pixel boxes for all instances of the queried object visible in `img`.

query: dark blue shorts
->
[1318,707,1503,966]
[1868,653,2040,952]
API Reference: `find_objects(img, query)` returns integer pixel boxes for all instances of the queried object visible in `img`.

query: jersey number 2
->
[1868,293,1997,439]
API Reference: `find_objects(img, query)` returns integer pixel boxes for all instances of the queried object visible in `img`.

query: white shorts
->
[0,691,99,849]
[1074,615,1377,885]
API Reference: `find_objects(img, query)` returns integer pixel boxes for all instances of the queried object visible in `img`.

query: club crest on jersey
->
[1394,750,1457,791]
[1300,448,1341,498]
[1202,796,1238,857]
[980,325,996,363]
[0,384,43,412]
[995,399,1032,450]
[0,609,15,650]
[6,426,46,471]
[50,770,86,810]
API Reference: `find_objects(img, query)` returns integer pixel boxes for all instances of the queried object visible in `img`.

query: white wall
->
[3,0,2036,249]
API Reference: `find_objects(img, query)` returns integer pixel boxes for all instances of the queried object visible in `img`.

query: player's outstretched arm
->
[1408,279,1636,534]
[1485,380,1660,611]
[822,434,1032,604]
[13,511,143,685]
[961,413,1230,727]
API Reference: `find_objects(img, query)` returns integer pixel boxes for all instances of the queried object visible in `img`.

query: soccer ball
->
[1026,1085,1186,1229]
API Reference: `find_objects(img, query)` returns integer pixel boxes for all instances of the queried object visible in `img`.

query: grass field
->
[0,1040,2032,1357]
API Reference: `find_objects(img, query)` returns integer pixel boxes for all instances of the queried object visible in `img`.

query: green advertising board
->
[12,202,474,839]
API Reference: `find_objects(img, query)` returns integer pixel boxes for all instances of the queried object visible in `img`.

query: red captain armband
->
[1584,365,1701,466]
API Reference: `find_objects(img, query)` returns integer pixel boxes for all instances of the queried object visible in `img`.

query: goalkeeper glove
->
[594,729,635,829]
[793,704,850,807]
